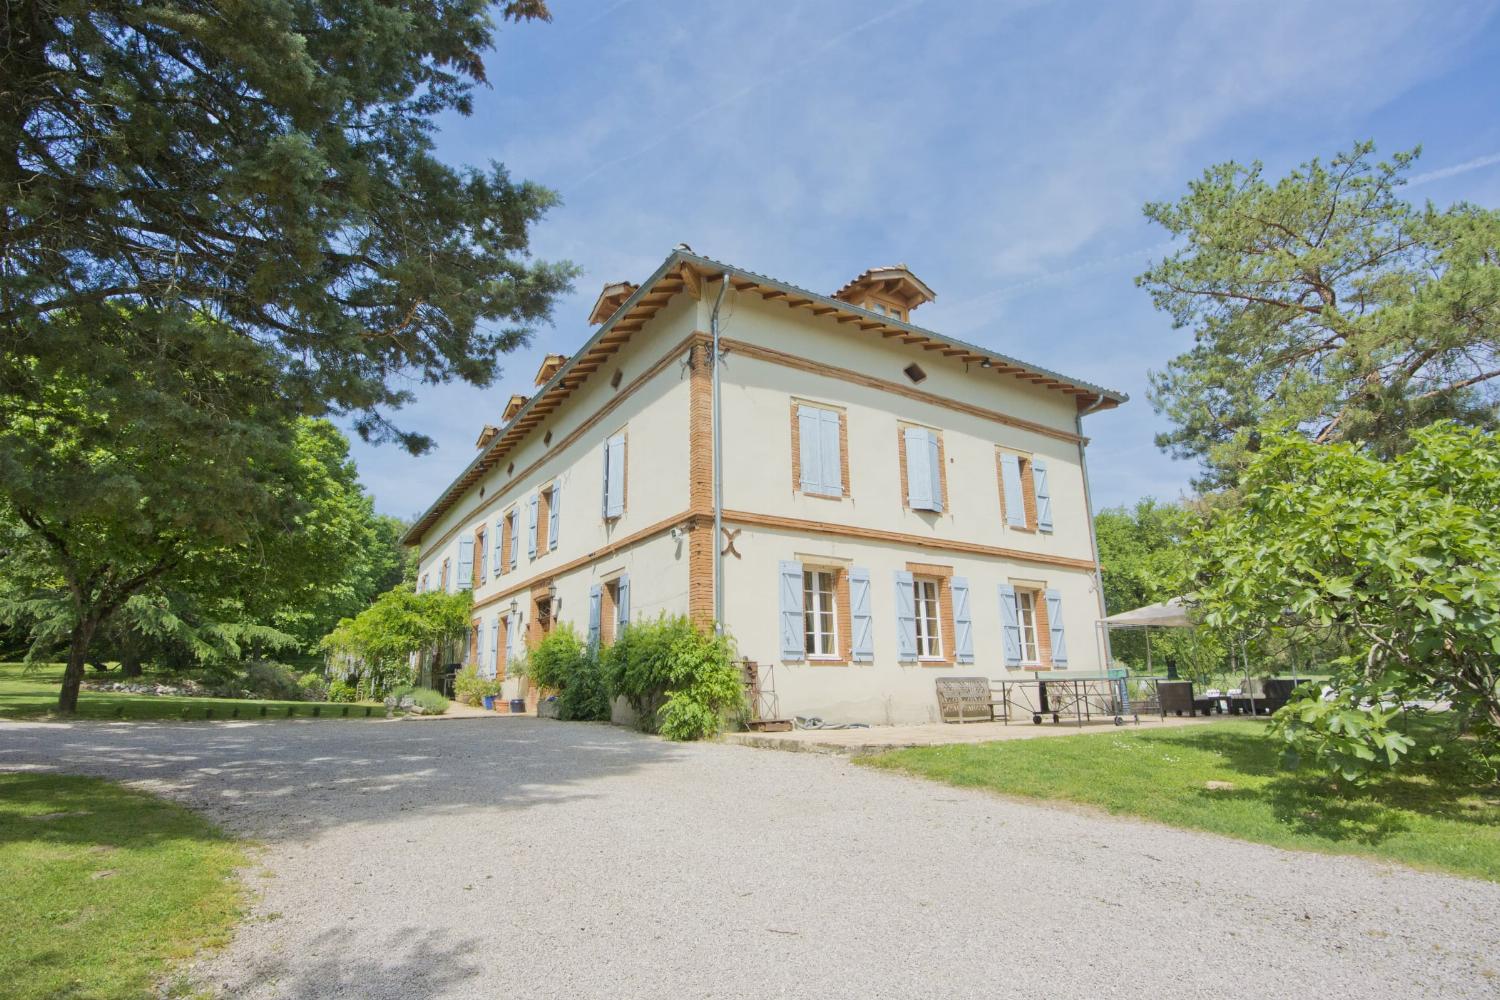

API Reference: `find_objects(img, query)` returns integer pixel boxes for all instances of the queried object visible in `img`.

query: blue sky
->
[348,0,1500,520]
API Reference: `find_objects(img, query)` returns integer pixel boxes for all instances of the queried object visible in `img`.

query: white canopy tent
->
[1100,597,1271,714]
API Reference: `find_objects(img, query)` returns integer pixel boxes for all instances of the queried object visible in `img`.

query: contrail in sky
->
[1407,151,1500,187]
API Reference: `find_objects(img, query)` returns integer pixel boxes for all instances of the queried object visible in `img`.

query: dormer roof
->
[474,424,500,449]
[588,281,638,325]
[533,353,568,386]
[832,264,936,312]
[502,393,529,422]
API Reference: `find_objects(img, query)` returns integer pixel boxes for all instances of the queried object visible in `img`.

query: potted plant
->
[504,653,529,714]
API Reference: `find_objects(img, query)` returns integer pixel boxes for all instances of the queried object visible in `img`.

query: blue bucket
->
[482,695,495,711]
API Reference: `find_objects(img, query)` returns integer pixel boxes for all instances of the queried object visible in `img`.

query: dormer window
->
[832,264,935,319]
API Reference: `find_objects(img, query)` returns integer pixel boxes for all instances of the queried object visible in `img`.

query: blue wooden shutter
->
[604,434,626,518]
[492,518,504,574]
[600,439,611,517]
[895,570,917,662]
[926,431,943,513]
[616,574,630,634]
[1046,588,1068,665]
[478,533,487,584]
[456,537,474,591]
[488,620,499,678]
[527,494,539,558]
[952,576,974,663]
[849,567,873,662]
[1000,454,1026,527]
[818,408,841,496]
[548,482,560,550]
[507,511,518,571]
[797,405,821,494]
[904,428,935,510]
[587,584,602,647]
[779,560,804,660]
[999,584,1021,665]
[1033,459,1053,532]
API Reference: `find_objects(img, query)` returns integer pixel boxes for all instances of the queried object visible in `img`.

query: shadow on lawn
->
[0,769,235,853]
[1176,728,1500,847]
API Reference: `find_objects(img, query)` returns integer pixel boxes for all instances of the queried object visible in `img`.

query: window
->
[913,578,942,659]
[1015,589,1040,664]
[793,402,845,497]
[998,451,1053,532]
[474,526,486,586]
[602,431,626,519]
[538,482,559,552]
[504,509,518,571]
[440,558,451,593]
[803,569,838,657]
[901,425,945,512]
[468,618,481,665]
[419,573,429,593]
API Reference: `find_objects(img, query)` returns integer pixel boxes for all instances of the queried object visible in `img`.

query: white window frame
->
[913,577,942,660]
[803,569,838,659]
[1015,589,1040,664]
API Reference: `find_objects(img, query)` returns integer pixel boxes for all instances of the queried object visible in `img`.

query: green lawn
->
[860,721,1500,882]
[0,772,246,999]
[0,662,384,721]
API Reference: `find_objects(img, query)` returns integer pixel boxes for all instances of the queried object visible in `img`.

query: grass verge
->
[859,721,1500,882]
[0,771,246,999]
[0,663,384,721]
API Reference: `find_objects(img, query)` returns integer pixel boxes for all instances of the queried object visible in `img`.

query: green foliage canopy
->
[4,1,573,451]
[1190,423,1500,778]
[320,585,471,696]
[1139,142,1500,487]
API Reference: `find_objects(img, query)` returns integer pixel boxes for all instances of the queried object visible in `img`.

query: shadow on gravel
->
[0,718,688,843]
[198,925,484,1000]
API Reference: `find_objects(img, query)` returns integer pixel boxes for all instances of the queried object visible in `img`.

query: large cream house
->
[403,248,1125,725]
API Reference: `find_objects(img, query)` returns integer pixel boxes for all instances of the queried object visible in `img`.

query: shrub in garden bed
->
[453,664,502,707]
[529,625,611,722]
[601,616,743,740]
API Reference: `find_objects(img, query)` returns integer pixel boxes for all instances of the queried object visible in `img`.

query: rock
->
[1205,780,1236,791]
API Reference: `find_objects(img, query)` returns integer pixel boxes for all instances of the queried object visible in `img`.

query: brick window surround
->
[897,423,949,512]
[996,449,1038,531]
[1013,584,1054,669]
[802,564,853,665]
[906,561,955,665]
[789,400,850,498]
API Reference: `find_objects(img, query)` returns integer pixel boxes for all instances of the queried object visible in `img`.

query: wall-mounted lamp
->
[508,599,518,615]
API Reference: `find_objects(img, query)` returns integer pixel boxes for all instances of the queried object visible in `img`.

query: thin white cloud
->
[571,0,930,185]
[1407,150,1500,186]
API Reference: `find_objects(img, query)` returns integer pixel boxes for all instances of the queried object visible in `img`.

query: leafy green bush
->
[1194,423,1500,779]
[327,679,358,703]
[406,687,449,715]
[602,616,743,740]
[453,663,500,706]
[528,625,610,721]
[241,660,303,700]
[297,671,328,701]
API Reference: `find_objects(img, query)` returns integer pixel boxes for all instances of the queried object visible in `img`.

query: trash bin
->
[509,698,526,714]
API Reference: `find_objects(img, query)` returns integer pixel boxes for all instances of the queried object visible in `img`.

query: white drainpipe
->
[1075,396,1112,667]
[710,274,731,633]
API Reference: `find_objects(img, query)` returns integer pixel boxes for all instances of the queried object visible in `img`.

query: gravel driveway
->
[3,717,1497,999]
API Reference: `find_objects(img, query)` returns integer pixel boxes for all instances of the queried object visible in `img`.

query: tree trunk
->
[120,649,143,678]
[57,617,100,714]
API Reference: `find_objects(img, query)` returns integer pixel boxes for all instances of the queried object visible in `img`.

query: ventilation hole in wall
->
[544,430,553,445]
[479,486,485,498]
[507,461,514,475]
[903,363,927,384]
[611,369,623,389]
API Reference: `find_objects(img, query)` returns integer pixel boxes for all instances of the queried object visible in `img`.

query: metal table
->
[994,670,1141,727]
